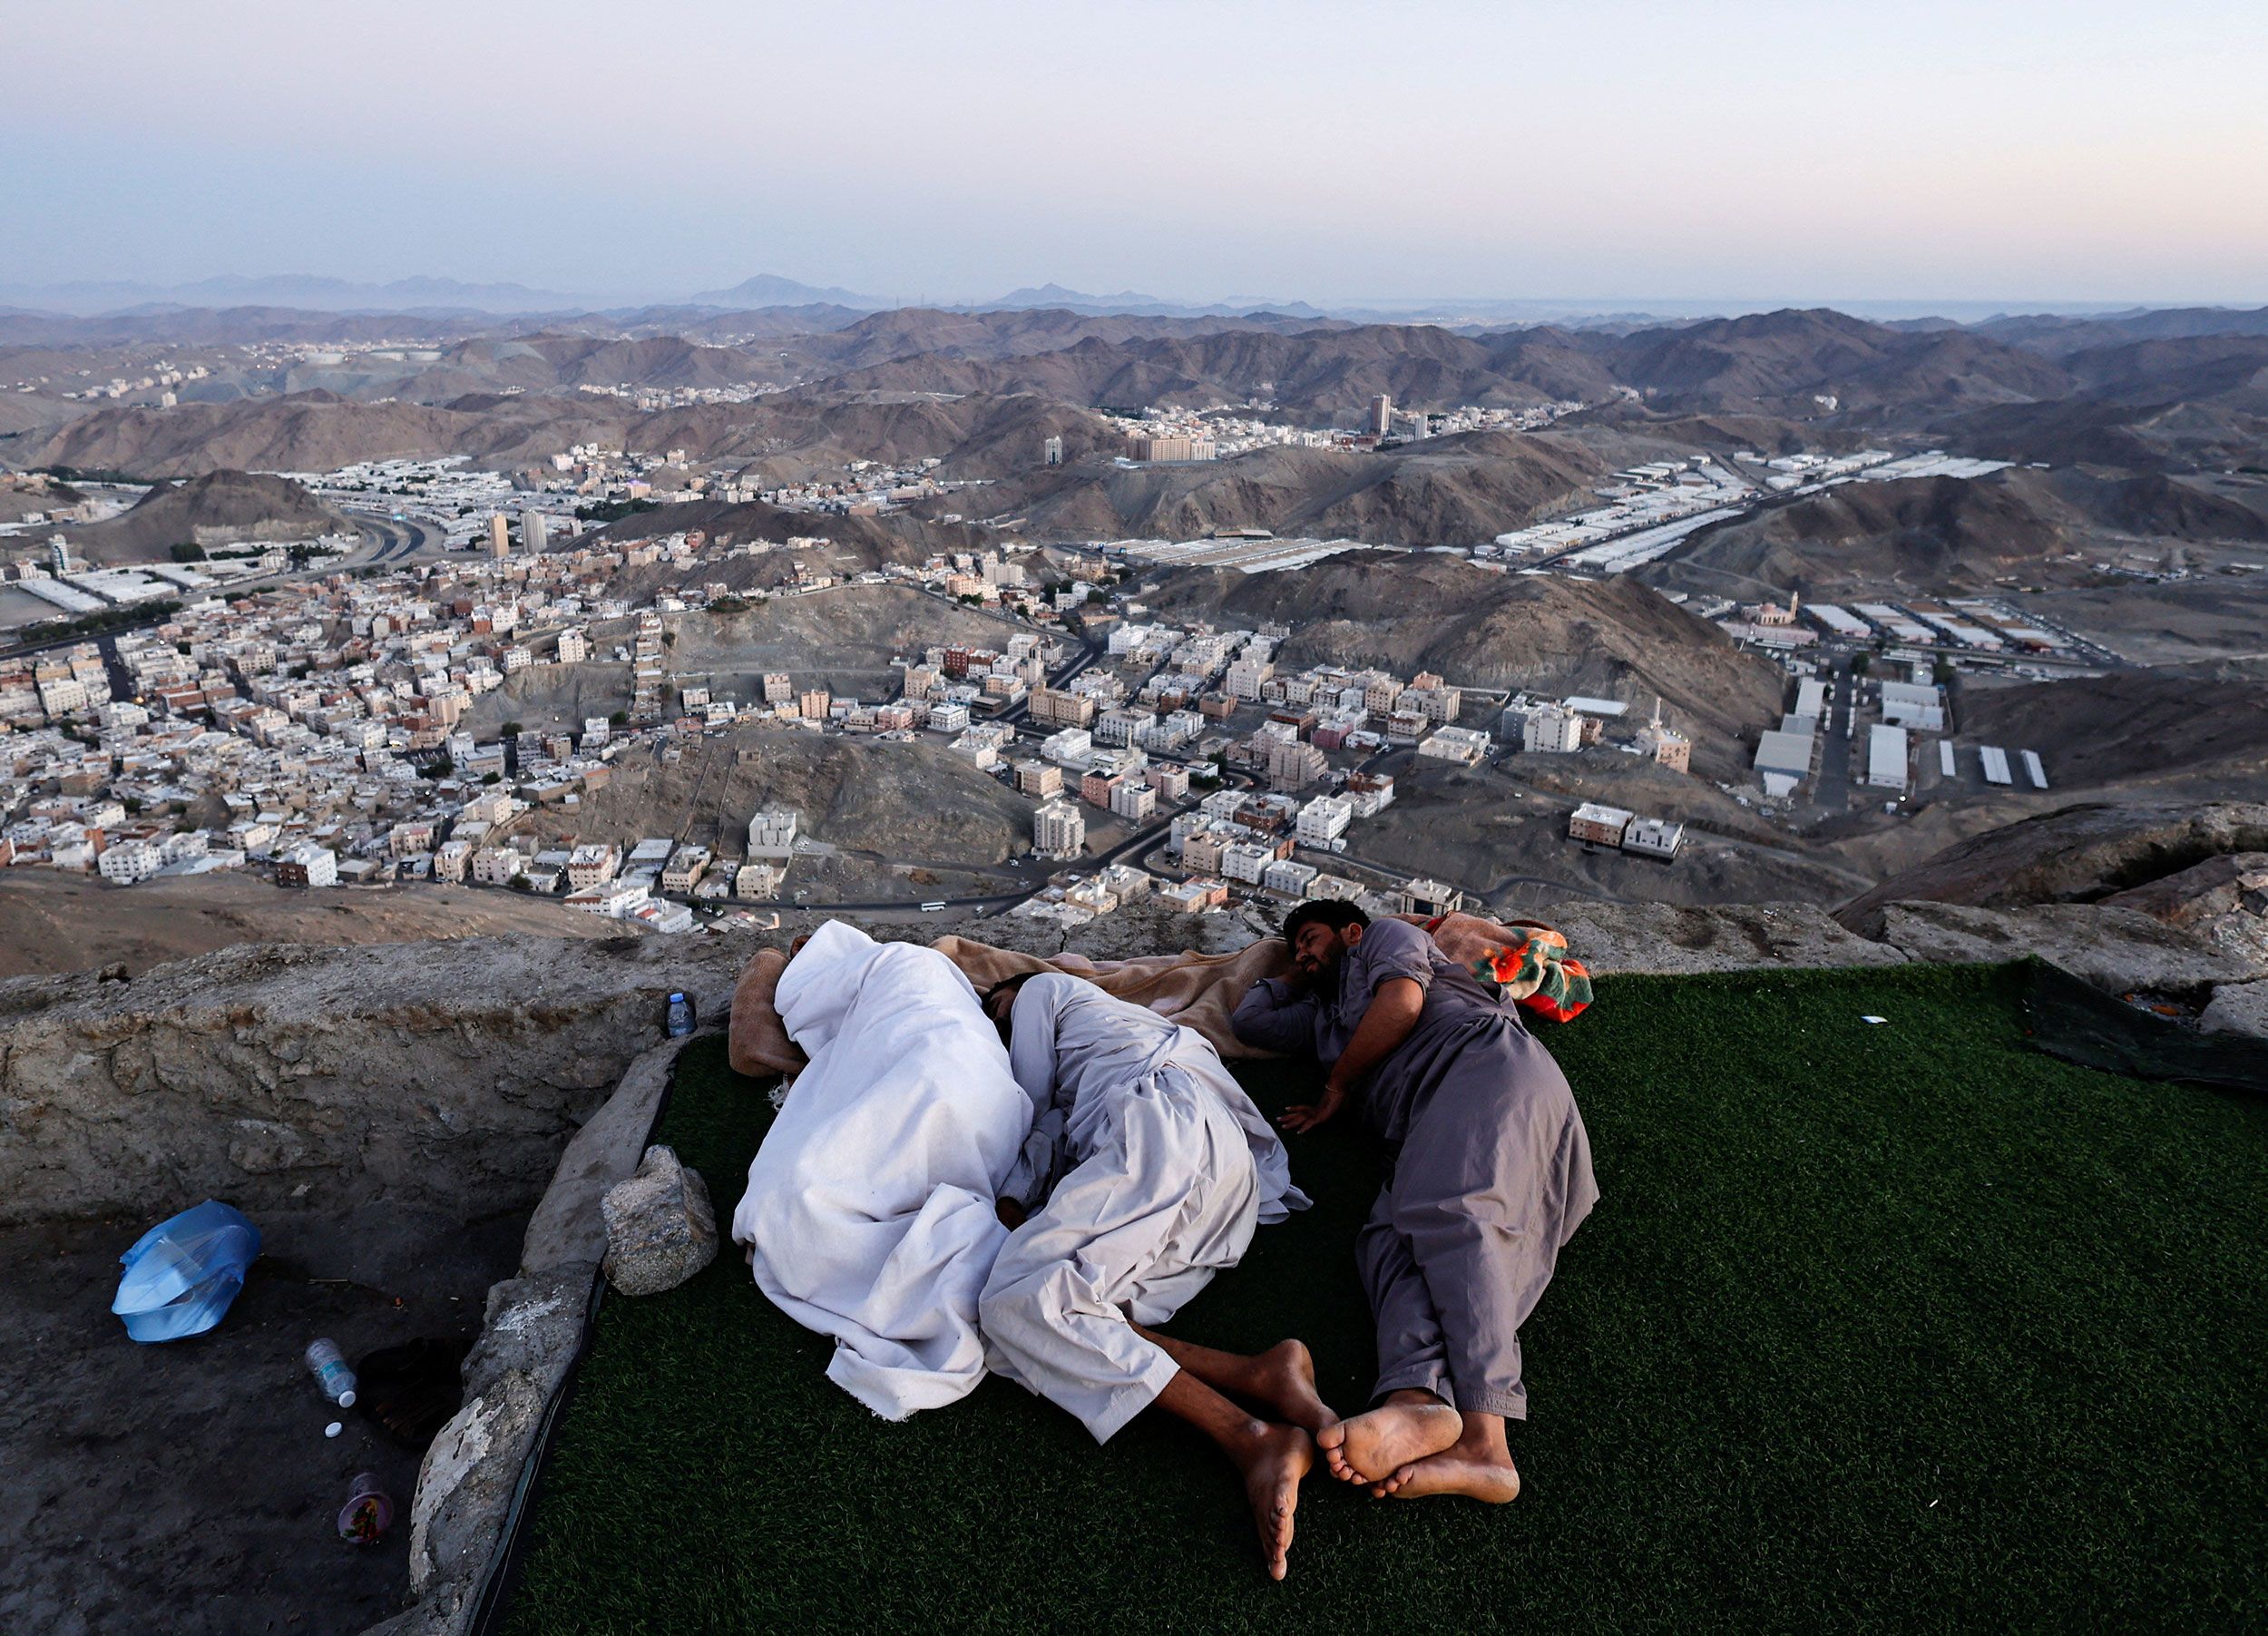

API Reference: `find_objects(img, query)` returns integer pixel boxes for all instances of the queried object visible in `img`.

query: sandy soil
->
[0,871,629,979]
[1,1201,520,1636]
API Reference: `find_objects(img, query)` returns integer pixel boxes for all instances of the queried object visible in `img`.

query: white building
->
[1522,705,1583,754]
[660,845,712,894]
[566,843,621,890]
[98,838,164,886]
[1880,681,1945,733]
[1221,840,1276,885]
[1622,818,1686,860]
[1417,725,1491,767]
[1866,723,1911,793]
[1295,794,1354,847]
[1225,658,1273,701]
[734,862,784,899]
[1263,857,1320,897]
[1109,779,1157,821]
[279,842,337,888]
[1041,728,1095,768]
[747,808,800,859]
[1033,801,1086,859]
[472,847,523,887]
[1753,729,1814,798]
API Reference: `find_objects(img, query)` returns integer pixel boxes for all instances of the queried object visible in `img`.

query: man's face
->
[1291,921,1356,980]
[984,982,1022,1043]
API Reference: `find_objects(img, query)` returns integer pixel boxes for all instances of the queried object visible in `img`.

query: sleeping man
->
[977,972,1331,1582]
[1232,900,1598,1504]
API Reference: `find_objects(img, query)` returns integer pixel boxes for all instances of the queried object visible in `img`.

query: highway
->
[0,505,439,665]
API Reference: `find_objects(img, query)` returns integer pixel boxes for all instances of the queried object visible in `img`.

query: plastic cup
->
[337,1472,395,1544]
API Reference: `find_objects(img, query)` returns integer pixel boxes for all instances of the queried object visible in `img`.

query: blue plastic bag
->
[112,1200,260,1343]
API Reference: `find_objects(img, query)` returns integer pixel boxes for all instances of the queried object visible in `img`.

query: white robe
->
[732,920,1031,1419]
[979,974,1309,1443]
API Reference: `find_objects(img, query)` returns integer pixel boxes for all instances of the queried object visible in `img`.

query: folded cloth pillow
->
[1402,912,1594,1024]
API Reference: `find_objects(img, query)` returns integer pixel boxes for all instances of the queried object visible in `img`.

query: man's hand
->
[994,1197,1027,1230]
[1278,1081,1346,1134]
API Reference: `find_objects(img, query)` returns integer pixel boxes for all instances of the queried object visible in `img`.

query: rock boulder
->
[601,1145,718,1297]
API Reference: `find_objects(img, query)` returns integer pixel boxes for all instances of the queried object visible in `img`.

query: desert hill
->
[1833,799,2268,934]
[1605,309,2072,415]
[785,306,1344,375]
[2058,335,2268,410]
[662,584,1029,693]
[0,869,627,980]
[1959,673,2268,794]
[516,730,1033,884]
[23,389,630,476]
[1647,467,2268,599]
[817,322,1583,410]
[986,426,1601,546]
[61,469,348,564]
[625,388,1124,483]
[1975,307,2268,357]
[1148,553,1780,771]
[587,495,993,575]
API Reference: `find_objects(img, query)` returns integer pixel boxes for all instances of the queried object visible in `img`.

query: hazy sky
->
[4,0,2263,307]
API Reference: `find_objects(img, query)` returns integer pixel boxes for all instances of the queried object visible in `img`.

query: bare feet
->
[1234,1423,1315,1582]
[1250,1340,1339,1439]
[1315,1393,1462,1484]
[1368,1446,1521,1504]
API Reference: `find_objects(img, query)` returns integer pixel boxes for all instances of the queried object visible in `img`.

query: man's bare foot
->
[1250,1340,1339,1438]
[1368,1445,1520,1504]
[1315,1395,1461,1484]
[1235,1423,1314,1582]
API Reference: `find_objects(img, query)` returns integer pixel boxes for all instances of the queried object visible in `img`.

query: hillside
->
[661,585,1025,694]
[61,469,348,564]
[22,389,632,476]
[626,388,1123,482]
[0,869,627,978]
[818,322,1589,410]
[1833,800,2268,932]
[1959,674,2268,794]
[515,730,1033,885]
[1647,467,2268,599]
[1148,553,1782,770]
[1607,309,2070,414]
[992,427,1601,546]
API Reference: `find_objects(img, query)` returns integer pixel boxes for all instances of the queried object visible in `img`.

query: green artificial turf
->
[497,963,2268,1634]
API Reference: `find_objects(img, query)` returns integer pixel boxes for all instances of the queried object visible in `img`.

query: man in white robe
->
[977,972,1334,1580]
[732,921,1031,1419]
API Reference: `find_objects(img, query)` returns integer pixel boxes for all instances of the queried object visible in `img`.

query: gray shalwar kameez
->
[1232,917,1598,1419]
[980,974,1307,1443]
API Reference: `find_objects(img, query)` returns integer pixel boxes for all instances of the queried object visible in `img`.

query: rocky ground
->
[0,871,631,979]
[4,860,2264,1636]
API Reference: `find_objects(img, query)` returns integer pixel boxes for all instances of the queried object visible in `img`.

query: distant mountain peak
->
[683,273,879,310]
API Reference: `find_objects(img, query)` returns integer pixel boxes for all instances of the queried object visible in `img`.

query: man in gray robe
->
[977,972,1332,1579]
[1231,900,1598,1503]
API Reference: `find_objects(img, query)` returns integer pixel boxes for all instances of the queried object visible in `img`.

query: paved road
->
[1813,660,1853,810]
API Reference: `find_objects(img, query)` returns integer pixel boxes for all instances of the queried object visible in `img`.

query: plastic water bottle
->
[306,1337,357,1407]
[666,992,695,1037]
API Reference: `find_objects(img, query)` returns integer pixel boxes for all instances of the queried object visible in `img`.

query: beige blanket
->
[726,911,1555,1080]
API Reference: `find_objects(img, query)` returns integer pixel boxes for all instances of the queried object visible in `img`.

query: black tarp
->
[2019,960,2267,1094]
